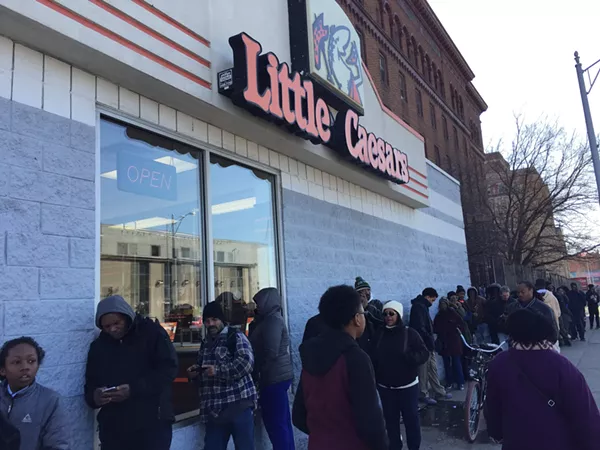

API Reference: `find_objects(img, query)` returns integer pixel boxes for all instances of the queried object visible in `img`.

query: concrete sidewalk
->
[419,328,600,449]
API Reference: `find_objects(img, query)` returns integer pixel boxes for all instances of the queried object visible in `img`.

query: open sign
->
[117,153,178,200]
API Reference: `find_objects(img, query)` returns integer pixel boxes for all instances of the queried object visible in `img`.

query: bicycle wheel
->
[464,380,481,443]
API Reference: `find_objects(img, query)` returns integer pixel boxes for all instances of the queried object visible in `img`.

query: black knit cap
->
[203,301,226,323]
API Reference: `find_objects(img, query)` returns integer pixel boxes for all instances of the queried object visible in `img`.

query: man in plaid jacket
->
[188,301,257,450]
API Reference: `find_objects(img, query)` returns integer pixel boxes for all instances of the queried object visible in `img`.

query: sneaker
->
[420,397,438,406]
[436,393,453,401]
[581,338,587,342]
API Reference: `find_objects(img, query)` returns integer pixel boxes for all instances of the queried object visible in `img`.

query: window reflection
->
[100,118,204,417]
[210,155,278,332]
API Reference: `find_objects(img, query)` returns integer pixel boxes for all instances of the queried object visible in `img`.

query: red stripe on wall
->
[91,0,210,68]
[36,0,211,89]
[402,183,429,199]
[131,0,211,48]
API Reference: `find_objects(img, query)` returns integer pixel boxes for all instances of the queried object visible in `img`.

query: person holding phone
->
[84,295,178,450]
[188,301,257,450]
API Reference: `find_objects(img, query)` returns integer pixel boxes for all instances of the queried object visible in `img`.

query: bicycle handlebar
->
[457,330,505,353]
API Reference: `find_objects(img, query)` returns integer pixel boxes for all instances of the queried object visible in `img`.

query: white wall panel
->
[0,36,13,99]
[12,45,43,108]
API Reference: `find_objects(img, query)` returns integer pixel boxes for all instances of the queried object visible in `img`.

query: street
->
[418,328,600,449]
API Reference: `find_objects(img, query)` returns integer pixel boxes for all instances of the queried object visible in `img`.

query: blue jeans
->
[204,408,255,450]
[260,380,295,450]
[442,355,465,386]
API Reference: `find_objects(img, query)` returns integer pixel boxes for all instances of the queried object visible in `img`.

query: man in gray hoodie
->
[0,337,69,450]
[85,295,178,450]
[248,288,294,450]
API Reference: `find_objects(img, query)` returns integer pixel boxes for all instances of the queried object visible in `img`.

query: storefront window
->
[210,155,278,331]
[100,118,204,418]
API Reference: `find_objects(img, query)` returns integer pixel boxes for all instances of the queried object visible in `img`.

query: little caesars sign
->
[219,0,409,185]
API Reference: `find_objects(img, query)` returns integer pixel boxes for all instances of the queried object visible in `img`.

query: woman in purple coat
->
[485,308,600,450]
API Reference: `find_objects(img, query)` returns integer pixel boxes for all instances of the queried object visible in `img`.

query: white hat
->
[383,301,404,318]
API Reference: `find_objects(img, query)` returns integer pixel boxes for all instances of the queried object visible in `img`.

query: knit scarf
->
[510,340,555,351]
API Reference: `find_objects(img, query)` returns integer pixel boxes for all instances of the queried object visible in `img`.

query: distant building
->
[569,253,600,288]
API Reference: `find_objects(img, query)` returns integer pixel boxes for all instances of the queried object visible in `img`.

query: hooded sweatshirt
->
[248,288,293,387]
[0,381,69,450]
[409,295,435,351]
[293,330,388,450]
[84,295,178,436]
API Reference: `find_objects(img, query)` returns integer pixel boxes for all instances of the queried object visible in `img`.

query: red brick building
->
[337,0,491,284]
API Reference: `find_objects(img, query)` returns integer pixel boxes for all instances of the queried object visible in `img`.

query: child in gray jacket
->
[0,337,69,450]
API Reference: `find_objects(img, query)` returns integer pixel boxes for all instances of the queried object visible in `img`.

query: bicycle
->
[458,332,505,443]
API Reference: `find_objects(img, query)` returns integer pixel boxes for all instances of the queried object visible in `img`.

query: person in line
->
[534,279,561,330]
[370,301,429,450]
[85,295,178,450]
[495,286,517,343]
[188,301,257,450]
[0,337,69,450]
[248,288,294,450]
[355,277,384,351]
[567,282,587,341]
[433,299,468,391]
[466,287,486,344]
[292,285,388,450]
[550,284,572,347]
[506,282,557,334]
[456,286,468,310]
[485,308,600,450]
[586,284,599,329]
[483,284,506,345]
[409,288,451,405]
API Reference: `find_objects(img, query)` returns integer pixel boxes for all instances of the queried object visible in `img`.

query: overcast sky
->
[428,0,600,238]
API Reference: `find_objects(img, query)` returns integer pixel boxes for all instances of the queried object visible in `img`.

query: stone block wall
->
[283,165,470,376]
[0,97,96,449]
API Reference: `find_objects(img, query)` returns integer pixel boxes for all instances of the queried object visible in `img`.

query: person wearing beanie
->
[85,295,178,450]
[355,276,372,306]
[188,301,257,449]
[370,300,429,450]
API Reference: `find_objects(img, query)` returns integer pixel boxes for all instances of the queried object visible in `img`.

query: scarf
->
[510,340,555,351]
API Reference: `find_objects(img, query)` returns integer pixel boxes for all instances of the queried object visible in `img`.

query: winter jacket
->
[370,325,429,388]
[84,296,178,436]
[485,348,600,450]
[486,297,517,334]
[196,327,257,422]
[0,382,68,450]
[248,288,293,387]
[433,308,468,356]
[586,290,600,310]
[293,330,388,450]
[408,295,435,351]
[302,314,329,344]
[506,298,558,338]
[567,290,587,315]
[538,290,561,328]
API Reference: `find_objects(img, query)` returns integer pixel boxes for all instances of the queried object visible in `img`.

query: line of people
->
[3,278,599,450]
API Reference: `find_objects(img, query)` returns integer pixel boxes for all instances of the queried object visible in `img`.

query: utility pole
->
[574,51,600,205]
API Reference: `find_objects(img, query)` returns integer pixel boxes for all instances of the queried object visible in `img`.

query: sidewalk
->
[419,328,600,449]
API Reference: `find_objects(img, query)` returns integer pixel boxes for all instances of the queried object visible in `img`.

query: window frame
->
[97,108,288,422]
[415,88,423,118]
[379,52,389,86]
[442,115,449,141]
[399,72,407,103]
[429,102,436,129]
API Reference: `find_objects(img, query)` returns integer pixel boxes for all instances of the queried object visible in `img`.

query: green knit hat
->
[355,277,371,292]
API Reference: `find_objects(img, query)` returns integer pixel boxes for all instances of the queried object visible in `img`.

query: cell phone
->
[102,386,118,393]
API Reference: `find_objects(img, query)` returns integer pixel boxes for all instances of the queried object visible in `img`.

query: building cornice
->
[340,0,484,150]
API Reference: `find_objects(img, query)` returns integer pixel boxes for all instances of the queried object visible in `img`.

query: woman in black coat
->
[434,298,468,390]
[370,301,429,450]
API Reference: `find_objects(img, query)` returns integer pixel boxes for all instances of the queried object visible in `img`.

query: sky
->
[428,0,600,239]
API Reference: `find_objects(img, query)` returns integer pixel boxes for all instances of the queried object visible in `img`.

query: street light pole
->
[574,51,600,205]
